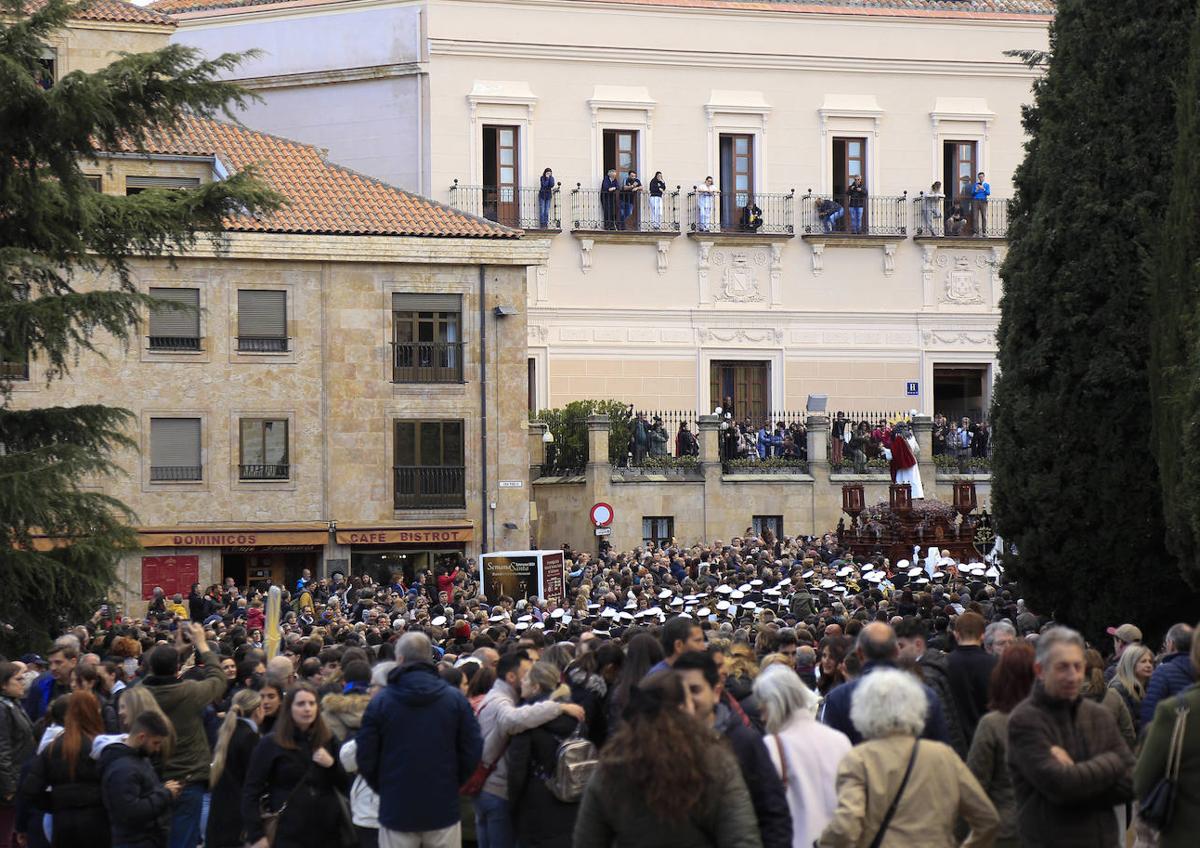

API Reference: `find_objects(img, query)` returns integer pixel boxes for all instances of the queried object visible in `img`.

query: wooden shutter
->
[238,290,287,338]
[391,293,461,312]
[151,418,201,467]
[148,288,199,338]
[126,176,200,190]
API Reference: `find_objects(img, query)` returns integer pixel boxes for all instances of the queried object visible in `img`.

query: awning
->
[336,524,473,546]
[138,522,329,548]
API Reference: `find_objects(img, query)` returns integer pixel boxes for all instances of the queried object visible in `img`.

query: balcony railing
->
[449,181,561,230]
[237,336,289,353]
[0,360,29,380]
[151,465,202,482]
[799,192,908,237]
[571,184,681,232]
[912,194,1009,239]
[686,189,794,235]
[148,335,201,352]
[394,465,466,509]
[239,463,289,480]
[391,341,463,383]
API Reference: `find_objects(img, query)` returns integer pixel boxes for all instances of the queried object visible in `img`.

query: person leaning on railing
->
[649,171,667,229]
[538,168,555,229]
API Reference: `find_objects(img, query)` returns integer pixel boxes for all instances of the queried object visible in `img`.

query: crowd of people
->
[0,531,1196,848]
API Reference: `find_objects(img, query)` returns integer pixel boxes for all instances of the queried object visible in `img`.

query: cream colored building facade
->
[162,0,1053,423]
[12,5,546,612]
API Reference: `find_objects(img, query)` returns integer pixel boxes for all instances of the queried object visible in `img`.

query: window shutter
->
[148,288,200,338]
[391,293,461,312]
[125,176,200,190]
[151,418,201,468]
[238,290,287,338]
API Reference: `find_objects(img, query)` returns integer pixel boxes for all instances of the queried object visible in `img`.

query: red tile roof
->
[124,115,519,238]
[150,0,1053,19]
[29,0,174,26]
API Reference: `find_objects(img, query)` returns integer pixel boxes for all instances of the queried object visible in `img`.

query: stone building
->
[154,0,1053,422]
[11,1,546,612]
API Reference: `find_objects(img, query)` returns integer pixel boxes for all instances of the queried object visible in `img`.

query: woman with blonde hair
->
[206,689,262,848]
[818,669,997,847]
[1109,643,1154,736]
[755,665,850,848]
[116,685,174,760]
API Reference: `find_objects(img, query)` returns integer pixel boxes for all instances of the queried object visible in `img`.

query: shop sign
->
[336,527,473,545]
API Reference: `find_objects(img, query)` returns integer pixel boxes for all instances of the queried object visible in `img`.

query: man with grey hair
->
[1140,622,1195,727]
[983,620,1017,655]
[1007,626,1134,847]
[357,632,482,847]
[821,621,951,745]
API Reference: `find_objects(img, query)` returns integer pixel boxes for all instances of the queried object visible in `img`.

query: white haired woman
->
[817,669,998,848]
[753,664,850,848]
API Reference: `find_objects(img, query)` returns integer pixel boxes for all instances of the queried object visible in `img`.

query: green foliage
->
[532,400,633,469]
[0,0,282,651]
[1149,10,1200,588]
[932,455,992,473]
[638,455,699,469]
[991,0,1200,640]
[725,456,809,471]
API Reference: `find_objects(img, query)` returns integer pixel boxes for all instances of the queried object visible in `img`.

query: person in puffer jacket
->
[338,662,395,848]
[1140,623,1195,729]
[96,713,180,848]
[321,661,372,745]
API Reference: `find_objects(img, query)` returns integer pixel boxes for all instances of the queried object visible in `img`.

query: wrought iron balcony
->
[394,465,466,509]
[150,465,202,482]
[0,360,29,380]
[237,336,289,353]
[148,336,201,351]
[912,194,1010,239]
[448,181,561,231]
[391,341,463,383]
[571,184,681,232]
[686,189,794,236]
[239,463,290,480]
[799,192,908,237]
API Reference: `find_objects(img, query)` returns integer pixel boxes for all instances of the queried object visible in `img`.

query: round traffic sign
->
[590,502,614,527]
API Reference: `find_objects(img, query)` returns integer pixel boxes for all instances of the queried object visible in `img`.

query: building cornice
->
[172,231,549,264]
[166,0,417,25]
[232,61,425,89]
[66,19,176,34]
[428,39,1042,79]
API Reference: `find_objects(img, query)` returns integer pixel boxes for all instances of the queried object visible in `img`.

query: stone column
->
[584,415,613,552]
[807,415,835,535]
[806,414,829,466]
[698,415,721,543]
[698,414,721,464]
[586,415,610,469]
[529,421,548,468]
[912,414,936,499]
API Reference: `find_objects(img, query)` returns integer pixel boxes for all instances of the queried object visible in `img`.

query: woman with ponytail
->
[206,689,263,848]
[573,671,761,848]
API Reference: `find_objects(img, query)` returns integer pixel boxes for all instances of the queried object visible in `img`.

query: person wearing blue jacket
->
[1140,623,1195,729]
[822,622,951,746]
[356,632,482,847]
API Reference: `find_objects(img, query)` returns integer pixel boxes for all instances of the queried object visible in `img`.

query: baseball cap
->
[1106,623,1142,644]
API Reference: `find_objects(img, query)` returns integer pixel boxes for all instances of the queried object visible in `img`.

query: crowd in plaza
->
[1,532,1197,848]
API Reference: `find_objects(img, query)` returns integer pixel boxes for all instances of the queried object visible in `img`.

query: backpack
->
[545,730,598,803]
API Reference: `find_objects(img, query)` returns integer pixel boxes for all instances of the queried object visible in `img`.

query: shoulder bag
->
[460,700,507,797]
[867,740,919,848]
[259,759,312,846]
[1140,702,1191,831]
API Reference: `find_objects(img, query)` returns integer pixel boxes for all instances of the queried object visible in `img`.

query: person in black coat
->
[507,662,583,848]
[97,712,180,848]
[206,689,262,848]
[241,682,350,848]
[673,652,792,848]
[600,169,621,230]
[19,690,110,848]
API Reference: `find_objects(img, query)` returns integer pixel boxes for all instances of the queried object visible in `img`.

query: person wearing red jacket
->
[436,565,460,600]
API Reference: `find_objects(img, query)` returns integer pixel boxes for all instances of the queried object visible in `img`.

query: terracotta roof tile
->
[151,0,1054,19]
[28,0,174,26]
[120,115,519,238]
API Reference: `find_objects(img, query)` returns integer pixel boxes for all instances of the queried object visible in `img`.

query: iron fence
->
[391,341,464,383]
[150,465,202,482]
[448,181,561,230]
[239,464,290,480]
[236,336,289,353]
[685,189,794,235]
[798,192,907,236]
[912,194,1009,238]
[393,465,465,509]
[571,184,681,232]
[148,336,201,352]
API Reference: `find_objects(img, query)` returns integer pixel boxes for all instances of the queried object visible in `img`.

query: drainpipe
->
[479,266,489,553]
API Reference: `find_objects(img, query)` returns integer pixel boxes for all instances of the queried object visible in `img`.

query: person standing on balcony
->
[847,175,867,234]
[698,176,717,232]
[675,421,698,457]
[958,175,974,235]
[538,168,555,229]
[923,181,944,235]
[649,171,666,229]
[621,170,643,230]
[600,169,620,230]
[972,172,991,236]
[831,412,847,465]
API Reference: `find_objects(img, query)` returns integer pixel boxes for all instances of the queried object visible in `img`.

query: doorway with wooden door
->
[711,361,770,424]
[943,140,978,234]
[832,136,867,232]
[719,133,754,230]
[482,125,519,227]
[603,129,640,229]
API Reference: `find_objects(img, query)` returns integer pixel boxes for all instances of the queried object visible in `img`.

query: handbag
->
[1140,703,1191,831]
[258,763,312,847]
[867,740,919,848]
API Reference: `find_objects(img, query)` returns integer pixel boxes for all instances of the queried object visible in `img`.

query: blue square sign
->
[906,381,919,396]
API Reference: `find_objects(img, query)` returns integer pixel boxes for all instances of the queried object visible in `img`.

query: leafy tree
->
[0,0,279,652]
[533,400,634,471]
[1149,7,1200,588]
[991,0,1200,640]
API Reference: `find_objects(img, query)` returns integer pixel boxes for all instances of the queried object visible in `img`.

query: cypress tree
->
[991,0,1199,639]
[1149,3,1200,589]
[0,0,280,651]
